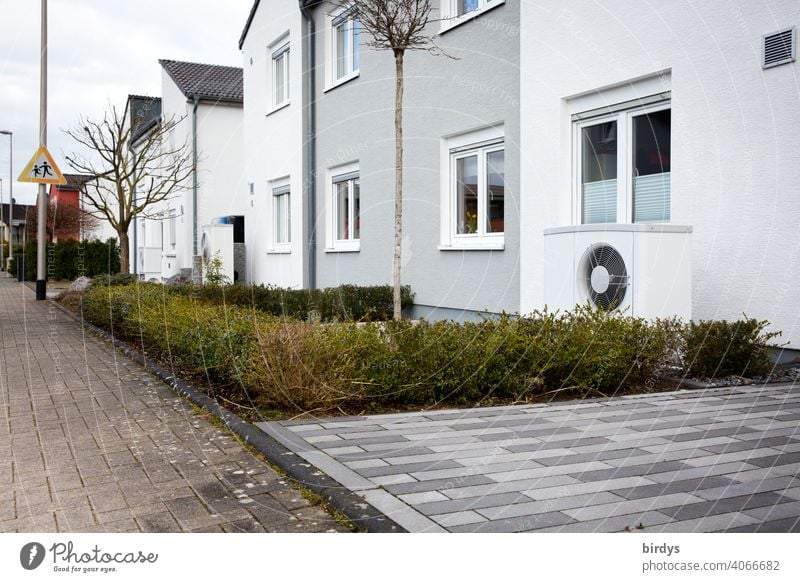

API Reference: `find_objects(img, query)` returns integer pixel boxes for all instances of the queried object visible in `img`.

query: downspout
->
[300,2,316,289]
[192,95,199,257]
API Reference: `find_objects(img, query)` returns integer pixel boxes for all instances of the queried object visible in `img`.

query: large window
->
[272,184,291,248]
[330,11,359,86]
[326,163,360,252]
[577,104,671,224]
[271,39,290,109]
[441,126,505,250]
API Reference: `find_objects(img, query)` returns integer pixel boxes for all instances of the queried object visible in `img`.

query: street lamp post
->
[0,130,12,274]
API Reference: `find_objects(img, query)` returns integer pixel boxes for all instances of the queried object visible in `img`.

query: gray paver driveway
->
[258,384,800,532]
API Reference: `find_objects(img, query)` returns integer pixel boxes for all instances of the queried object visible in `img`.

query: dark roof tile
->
[159,59,243,103]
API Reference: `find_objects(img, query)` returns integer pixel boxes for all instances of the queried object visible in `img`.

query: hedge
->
[77,284,680,413]
[10,239,120,281]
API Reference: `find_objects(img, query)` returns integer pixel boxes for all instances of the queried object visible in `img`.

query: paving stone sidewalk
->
[0,276,345,533]
[259,382,800,532]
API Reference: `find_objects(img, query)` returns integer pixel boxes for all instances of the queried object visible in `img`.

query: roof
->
[56,174,94,191]
[159,59,243,103]
[1,202,34,223]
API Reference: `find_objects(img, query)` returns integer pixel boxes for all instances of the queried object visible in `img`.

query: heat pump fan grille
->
[582,244,628,310]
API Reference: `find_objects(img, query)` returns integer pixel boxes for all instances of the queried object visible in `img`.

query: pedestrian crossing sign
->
[18,145,66,185]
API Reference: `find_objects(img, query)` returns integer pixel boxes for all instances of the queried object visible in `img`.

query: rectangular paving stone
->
[743,500,800,522]
[486,461,613,483]
[358,489,445,533]
[534,511,675,533]
[646,461,760,484]
[414,492,531,516]
[447,510,575,533]
[443,475,580,500]
[645,511,761,533]
[476,492,625,521]
[396,491,450,505]
[658,492,790,520]
[693,476,797,500]
[523,476,657,501]
[359,460,463,478]
[747,451,800,468]
[429,511,487,527]
[563,492,705,522]
[383,475,496,496]
[683,448,786,467]
[574,461,689,483]
[611,476,736,500]
[370,474,416,486]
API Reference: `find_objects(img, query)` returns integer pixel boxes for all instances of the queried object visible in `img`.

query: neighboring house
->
[133,61,246,281]
[239,0,521,317]
[1,200,30,246]
[239,0,800,348]
[49,173,93,241]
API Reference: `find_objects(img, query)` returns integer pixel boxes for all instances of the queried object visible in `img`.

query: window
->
[328,10,359,88]
[326,163,360,252]
[167,210,177,254]
[271,39,290,109]
[576,103,670,224]
[272,184,291,248]
[441,0,506,32]
[441,125,505,250]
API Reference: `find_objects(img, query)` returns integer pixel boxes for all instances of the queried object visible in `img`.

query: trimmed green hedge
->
[681,318,780,377]
[78,284,679,413]
[10,239,120,281]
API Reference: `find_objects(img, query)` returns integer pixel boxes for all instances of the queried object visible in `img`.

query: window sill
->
[266,101,290,117]
[165,252,177,258]
[325,243,360,253]
[324,70,360,93]
[267,247,291,255]
[438,238,505,251]
[439,0,506,35]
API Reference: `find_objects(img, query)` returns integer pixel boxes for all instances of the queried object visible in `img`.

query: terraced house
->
[239,0,800,349]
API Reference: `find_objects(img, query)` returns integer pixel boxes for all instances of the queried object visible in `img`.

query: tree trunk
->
[118,229,130,274]
[392,50,404,321]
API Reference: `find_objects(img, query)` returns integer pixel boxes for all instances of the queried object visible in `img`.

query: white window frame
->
[325,9,360,91]
[269,177,291,253]
[269,34,290,113]
[440,0,506,34]
[440,125,505,251]
[572,100,671,225]
[325,162,360,252]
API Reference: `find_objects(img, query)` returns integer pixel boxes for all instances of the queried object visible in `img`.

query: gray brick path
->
[0,277,345,533]
[259,379,800,532]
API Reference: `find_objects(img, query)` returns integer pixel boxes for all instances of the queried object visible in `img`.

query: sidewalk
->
[0,276,345,533]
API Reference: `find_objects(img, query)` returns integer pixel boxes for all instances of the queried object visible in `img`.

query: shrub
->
[681,317,780,378]
[9,238,120,281]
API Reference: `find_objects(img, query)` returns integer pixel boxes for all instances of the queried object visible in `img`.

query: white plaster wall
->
[241,0,305,288]
[520,0,800,346]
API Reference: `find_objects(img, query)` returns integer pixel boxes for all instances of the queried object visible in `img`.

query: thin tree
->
[342,0,438,319]
[64,104,193,273]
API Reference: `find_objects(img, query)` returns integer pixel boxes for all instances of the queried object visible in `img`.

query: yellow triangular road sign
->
[18,145,66,185]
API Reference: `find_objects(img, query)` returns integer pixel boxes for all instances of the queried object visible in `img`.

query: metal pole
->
[35,0,47,300]
[0,178,4,270]
[9,132,13,273]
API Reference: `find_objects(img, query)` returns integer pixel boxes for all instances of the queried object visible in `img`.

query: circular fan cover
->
[582,244,628,310]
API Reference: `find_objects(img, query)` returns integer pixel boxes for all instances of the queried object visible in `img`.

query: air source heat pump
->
[200,222,234,283]
[543,224,692,320]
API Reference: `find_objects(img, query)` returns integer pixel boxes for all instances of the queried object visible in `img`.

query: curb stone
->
[49,294,405,533]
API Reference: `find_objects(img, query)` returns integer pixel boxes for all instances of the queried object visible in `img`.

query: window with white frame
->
[575,102,671,224]
[327,164,360,252]
[442,0,505,28]
[330,10,359,84]
[167,209,177,254]
[441,126,505,250]
[272,184,291,248]
[271,38,290,108]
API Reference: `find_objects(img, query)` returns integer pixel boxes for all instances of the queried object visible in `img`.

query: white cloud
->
[0,0,252,204]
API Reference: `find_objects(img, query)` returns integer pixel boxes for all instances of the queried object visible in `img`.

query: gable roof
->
[239,1,322,50]
[159,59,243,103]
[57,174,94,191]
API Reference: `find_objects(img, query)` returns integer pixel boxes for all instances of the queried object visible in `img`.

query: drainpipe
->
[192,95,199,257]
[300,2,316,289]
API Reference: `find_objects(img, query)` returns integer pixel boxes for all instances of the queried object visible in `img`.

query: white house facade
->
[238,0,800,348]
[134,61,246,281]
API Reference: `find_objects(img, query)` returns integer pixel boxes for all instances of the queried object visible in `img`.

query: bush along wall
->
[77,284,694,414]
[10,238,120,281]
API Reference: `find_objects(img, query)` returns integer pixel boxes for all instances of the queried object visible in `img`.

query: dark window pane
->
[456,155,478,234]
[486,150,504,233]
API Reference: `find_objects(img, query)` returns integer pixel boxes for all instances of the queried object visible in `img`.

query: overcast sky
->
[0,0,252,204]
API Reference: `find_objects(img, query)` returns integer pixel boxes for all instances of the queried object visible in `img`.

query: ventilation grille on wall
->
[763,27,796,69]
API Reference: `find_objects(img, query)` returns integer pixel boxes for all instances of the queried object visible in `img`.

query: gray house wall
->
[309,1,521,318]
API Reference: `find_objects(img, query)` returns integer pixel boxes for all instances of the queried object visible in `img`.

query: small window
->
[271,41,290,108]
[327,164,360,252]
[331,11,359,83]
[272,185,291,247]
[168,210,177,252]
[442,0,505,31]
[452,144,504,237]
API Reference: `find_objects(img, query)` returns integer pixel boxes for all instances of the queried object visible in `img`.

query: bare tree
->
[64,104,193,273]
[342,0,438,319]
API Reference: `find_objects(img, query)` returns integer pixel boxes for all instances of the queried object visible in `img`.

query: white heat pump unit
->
[200,222,234,283]
[544,224,692,319]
